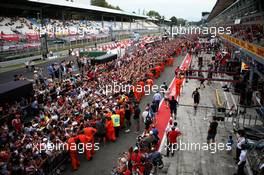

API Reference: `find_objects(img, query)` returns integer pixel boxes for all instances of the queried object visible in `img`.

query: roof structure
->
[207,0,236,21]
[28,0,148,19]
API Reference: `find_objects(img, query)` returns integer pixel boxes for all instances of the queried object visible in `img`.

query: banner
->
[26,33,40,42]
[221,34,264,59]
[0,34,20,42]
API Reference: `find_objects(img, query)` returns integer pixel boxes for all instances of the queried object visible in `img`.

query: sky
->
[74,0,216,21]
[105,0,217,21]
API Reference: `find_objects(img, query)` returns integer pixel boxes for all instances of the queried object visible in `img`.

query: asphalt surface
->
[0,51,185,174]
[0,55,75,84]
[63,55,185,175]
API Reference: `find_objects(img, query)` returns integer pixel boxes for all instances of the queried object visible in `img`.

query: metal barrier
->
[176,103,231,121]
[232,105,264,130]
[0,31,160,61]
[41,151,68,175]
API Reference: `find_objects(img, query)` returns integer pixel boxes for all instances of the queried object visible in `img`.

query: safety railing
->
[231,105,264,131]
[41,151,68,175]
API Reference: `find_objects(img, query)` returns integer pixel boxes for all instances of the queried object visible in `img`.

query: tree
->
[91,0,108,7]
[91,0,122,10]
[146,10,161,20]
[115,6,121,10]
[170,16,178,26]
[177,18,187,26]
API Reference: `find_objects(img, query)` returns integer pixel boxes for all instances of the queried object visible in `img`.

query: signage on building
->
[221,34,264,59]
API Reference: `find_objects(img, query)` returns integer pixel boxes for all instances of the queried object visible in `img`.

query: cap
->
[120,157,127,163]
[133,147,139,151]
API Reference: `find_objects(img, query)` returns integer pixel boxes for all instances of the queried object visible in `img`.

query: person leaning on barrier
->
[233,144,247,175]
[235,130,246,163]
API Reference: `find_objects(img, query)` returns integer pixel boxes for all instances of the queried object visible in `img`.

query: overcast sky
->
[74,0,216,21]
[106,0,217,21]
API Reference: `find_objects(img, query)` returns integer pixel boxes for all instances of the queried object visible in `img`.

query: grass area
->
[0,59,50,74]
[0,64,24,74]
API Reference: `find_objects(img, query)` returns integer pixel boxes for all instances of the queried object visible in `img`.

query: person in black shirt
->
[125,103,131,133]
[192,88,200,110]
[133,104,141,133]
[161,82,168,97]
[95,118,106,144]
[169,96,178,118]
[207,117,218,144]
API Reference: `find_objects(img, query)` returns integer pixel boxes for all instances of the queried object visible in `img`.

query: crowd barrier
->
[41,151,68,175]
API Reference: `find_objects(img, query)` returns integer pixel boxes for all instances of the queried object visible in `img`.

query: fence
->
[231,105,264,130]
[41,151,68,175]
[0,31,160,62]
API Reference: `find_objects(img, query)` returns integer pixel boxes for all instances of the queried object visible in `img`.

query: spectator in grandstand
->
[235,130,246,163]
[234,144,247,175]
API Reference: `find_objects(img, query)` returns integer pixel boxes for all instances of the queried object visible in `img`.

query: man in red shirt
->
[168,127,182,156]
[131,147,142,172]
[12,114,22,133]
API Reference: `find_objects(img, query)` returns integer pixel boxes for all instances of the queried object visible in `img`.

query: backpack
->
[145,112,152,125]
[151,103,157,113]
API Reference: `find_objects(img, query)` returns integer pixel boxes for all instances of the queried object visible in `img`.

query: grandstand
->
[207,0,264,46]
[208,0,264,174]
[0,0,161,60]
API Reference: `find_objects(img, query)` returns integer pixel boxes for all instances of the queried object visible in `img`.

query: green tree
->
[170,16,178,26]
[91,0,122,10]
[177,18,187,26]
[115,6,121,10]
[91,0,108,7]
[146,10,161,19]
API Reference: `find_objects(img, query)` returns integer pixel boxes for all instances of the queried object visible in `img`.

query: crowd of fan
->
[231,25,264,47]
[0,37,191,175]
[111,37,199,175]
